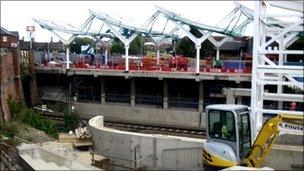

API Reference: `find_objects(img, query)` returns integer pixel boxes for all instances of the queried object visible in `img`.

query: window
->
[238,113,251,159]
[3,36,8,42]
[209,110,236,142]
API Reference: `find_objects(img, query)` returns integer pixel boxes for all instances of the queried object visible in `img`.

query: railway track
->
[42,114,205,139]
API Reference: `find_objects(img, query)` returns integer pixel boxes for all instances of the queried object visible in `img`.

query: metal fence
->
[161,147,203,170]
[106,93,131,103]
[169,97,198,109]
[135,95,163,107]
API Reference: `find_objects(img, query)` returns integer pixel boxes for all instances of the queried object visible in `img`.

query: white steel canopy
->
[142,4,254,74]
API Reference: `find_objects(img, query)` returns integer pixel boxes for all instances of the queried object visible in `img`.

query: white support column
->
[226,91,235,104]
[66,46,70,70]
[157,48,160,66]
[251,1,263,140]
[105,48,108,65]
[195,44,201,74]
[216,47,220,61]
[125,44,129,72]
[278,37,284,109]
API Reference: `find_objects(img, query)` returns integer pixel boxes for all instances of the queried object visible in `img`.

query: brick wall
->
[0,49,24,121]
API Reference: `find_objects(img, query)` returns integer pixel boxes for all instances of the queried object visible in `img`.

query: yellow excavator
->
[202,104,303,170]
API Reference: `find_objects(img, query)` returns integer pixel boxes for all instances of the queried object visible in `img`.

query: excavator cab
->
[202,104,251,169]
[202,104,304,170]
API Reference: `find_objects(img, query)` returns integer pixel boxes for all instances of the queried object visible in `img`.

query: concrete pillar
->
[237,83,242,104]
[278,38,284,110]
[163,80,168,109]
[125,44,129,72]
[105,48,108,65]
[101,77,106,104]
[152,138,157,167]
[66,47,70,69]
[130,78,135,107]
[226,91,235,104]
[195,45,201,74]
[216,47,220,61]
[198,81,204,112]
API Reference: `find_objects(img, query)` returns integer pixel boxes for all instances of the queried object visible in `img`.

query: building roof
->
[19,39,64,51]
[219,41,241,51]
[0,27,19,38]
[211,36,250,51]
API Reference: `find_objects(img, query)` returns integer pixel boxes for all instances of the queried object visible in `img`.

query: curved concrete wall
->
[89,116,304,170]
[89,116,205,170]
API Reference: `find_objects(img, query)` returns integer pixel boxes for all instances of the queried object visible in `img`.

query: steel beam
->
[263,93,304,102]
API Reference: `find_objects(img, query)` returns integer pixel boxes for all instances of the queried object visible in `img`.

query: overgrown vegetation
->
[2,97,82,141]
[63,109,80,132]
[6,97,59,138]
[0,121,20,137]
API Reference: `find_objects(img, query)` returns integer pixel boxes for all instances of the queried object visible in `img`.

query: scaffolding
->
[251,1,304,138]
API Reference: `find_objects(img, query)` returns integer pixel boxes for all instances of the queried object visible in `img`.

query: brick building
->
[0,27,24,122]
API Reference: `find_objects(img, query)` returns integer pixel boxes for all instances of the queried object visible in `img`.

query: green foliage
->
[70,37,94,54]
[7,97,59,138]
[201,40,215,57]
[176,37,195,57]
[176,26,215,58]
[129,36,145,55]
[111,38,124,54]
[0,121,19,137]
[63,109,80,131]
[110,36,146,55]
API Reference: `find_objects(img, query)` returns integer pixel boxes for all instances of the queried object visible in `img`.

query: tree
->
[176,37,195,57]
[176,26,215,58]
[130,36,145,55]
[70,37,94,54]
[111,38,124,54]
[110,35,146,55]
[201,40,215,58]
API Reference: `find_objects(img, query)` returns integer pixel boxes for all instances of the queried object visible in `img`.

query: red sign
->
[26,26,35,32]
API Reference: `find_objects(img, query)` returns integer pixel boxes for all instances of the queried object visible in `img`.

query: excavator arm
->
[243,114,304,168]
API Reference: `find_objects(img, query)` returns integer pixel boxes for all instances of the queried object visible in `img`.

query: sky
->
[0,1,293,43]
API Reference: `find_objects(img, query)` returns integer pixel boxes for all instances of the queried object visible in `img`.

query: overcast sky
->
[0,1,291,42]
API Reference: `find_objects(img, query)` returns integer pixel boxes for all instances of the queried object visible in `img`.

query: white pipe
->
[278,38,284,109]
[125,45,129,72]
[216,47,220,61]
[105,48,108,65]
[66,47,70,69]
[157,49,160,66]
[196,45,201,74]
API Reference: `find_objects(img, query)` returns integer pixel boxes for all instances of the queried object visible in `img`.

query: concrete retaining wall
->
[264,144,304,170]
[76,102,204,129]
[89,116,304,170]
[89,116,205,170]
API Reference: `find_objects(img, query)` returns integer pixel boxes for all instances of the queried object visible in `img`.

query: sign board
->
[26,26,35,38]
[279,122,304,134]
[26,26,35,32]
